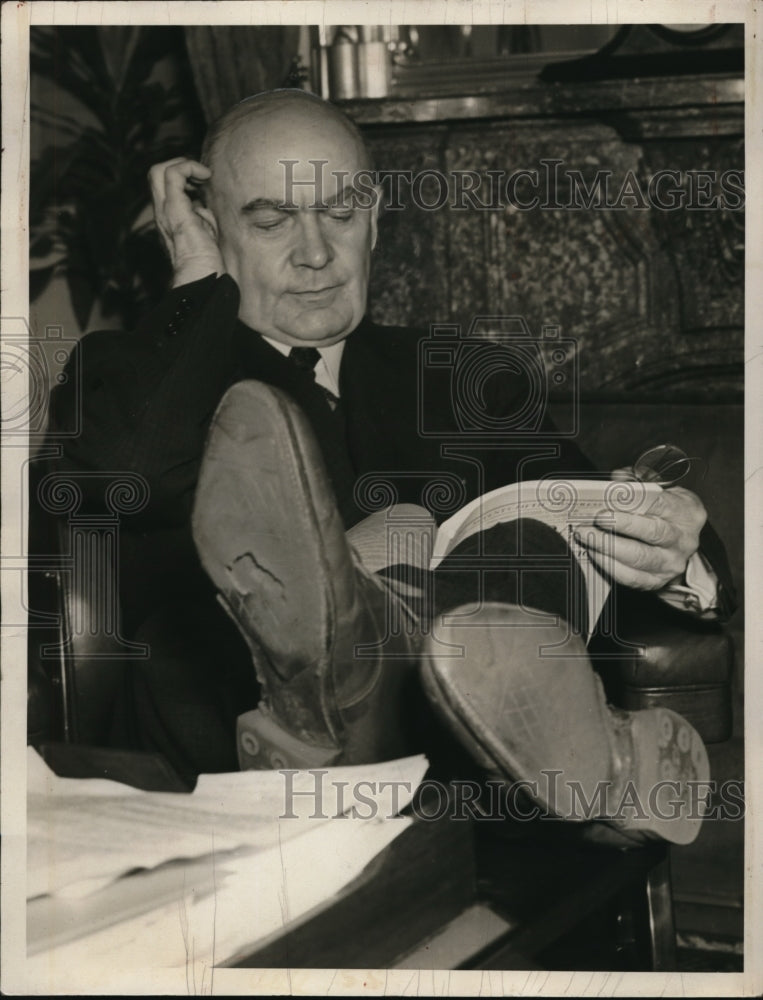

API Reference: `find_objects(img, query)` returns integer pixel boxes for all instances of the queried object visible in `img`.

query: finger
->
[193,205,219,241]
[150,159,192,253]
[648,486,707,528]
[151,160,212,223]
[610,466,638,482]
[162,159,212,197]
[593,509,681,547]
[583,543,677,591]
[575,525,685,577]
[163,163,211,224]
[151,162,215,262]
[148,157,191,206]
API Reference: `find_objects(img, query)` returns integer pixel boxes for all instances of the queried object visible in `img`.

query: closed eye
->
[251,209,292,230]
[327,206,354,221]
[244,204,355,230]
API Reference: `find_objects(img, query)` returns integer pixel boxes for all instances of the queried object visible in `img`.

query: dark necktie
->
[288,346,322,372]
[288,346,339,409]
[287,346,357,524]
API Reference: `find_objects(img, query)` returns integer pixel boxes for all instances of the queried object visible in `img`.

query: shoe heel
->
[620,708,710,845]
[237,707,343,770]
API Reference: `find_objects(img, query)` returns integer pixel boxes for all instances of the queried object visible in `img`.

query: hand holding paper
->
[577,479,707,592]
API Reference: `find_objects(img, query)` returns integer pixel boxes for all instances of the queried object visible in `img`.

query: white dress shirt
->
[262,336,344,399]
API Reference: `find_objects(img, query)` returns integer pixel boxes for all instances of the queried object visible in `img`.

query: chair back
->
[27,461,147,746]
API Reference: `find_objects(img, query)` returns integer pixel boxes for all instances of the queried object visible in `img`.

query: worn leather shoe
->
[192,380,420,770]
[419,602,710,844]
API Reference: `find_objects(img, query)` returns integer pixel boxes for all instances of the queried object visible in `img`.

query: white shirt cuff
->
[657,551,720,616]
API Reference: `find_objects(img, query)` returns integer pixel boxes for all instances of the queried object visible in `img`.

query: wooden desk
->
[233,810,673,971]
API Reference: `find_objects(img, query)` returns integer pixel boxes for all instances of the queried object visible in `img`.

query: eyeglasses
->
[632,444,698,487]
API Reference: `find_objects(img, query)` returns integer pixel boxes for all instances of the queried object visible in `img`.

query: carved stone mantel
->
[342,74,744,402]
[342,75,743,131]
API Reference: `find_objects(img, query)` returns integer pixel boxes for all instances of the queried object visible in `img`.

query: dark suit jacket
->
[48,273,736,639]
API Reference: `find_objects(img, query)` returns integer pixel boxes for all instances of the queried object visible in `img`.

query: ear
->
[369,184,382,252]
[194,204,220,243]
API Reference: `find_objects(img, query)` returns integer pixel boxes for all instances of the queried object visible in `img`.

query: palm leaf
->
[30,25,204,327]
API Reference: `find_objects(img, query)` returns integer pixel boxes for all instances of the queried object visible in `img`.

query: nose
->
[290,212,333,269]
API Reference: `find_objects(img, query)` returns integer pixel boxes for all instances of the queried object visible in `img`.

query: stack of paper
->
[26,748,429,973]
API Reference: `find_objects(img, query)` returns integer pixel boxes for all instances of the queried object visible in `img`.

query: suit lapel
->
[343,319,455,473]
[232,322,303,396]
[341,319,419,472]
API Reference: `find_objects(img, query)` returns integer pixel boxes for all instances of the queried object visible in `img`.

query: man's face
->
[209,105,378,346]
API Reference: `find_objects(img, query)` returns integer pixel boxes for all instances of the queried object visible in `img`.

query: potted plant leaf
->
[30,26,205,331]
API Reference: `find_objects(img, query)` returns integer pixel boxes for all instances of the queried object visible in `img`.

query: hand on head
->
[149,92,378,345]
[149,158,223,287]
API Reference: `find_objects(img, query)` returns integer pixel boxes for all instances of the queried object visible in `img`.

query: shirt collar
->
[261,336,345,397]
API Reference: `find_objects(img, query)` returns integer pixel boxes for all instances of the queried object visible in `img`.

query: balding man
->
[50,90,732,844]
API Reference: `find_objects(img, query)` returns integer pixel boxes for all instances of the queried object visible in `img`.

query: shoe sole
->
[192,381,349,746]
[420,602,709,845]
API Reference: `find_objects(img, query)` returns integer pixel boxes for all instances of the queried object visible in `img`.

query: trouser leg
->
[377,517,588,778]
[431,517,587,633]
[378,517,588,639]
[126,597,259,781]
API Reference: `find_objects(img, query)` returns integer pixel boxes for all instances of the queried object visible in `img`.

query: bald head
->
[201,89,372,185]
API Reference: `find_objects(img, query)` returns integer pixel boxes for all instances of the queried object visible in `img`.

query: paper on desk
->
[26,812,412,976]
[27,747,429,900]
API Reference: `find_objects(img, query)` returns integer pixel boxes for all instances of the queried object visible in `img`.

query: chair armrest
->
[591,592,734,744]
